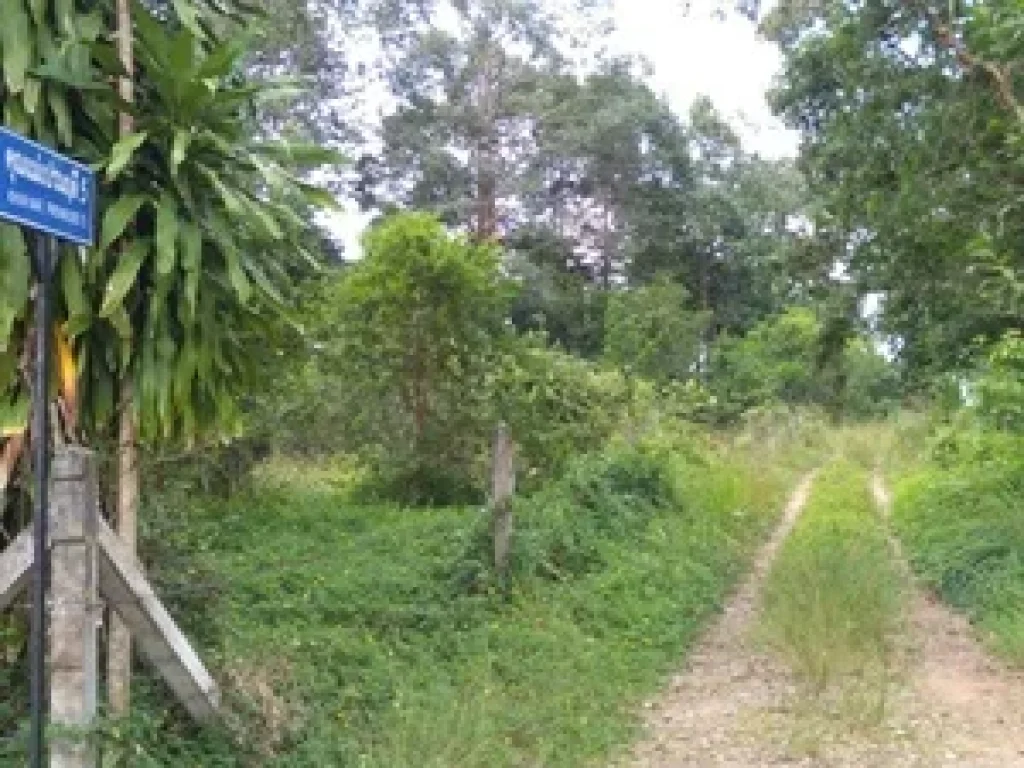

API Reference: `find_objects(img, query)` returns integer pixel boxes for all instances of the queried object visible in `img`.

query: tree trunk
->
[108,0,137,717]
[473,41,498,243]
[699,245,712,380]
[601,194,613,289]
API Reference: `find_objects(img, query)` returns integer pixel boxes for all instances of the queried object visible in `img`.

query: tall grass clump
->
[760,460,903,720]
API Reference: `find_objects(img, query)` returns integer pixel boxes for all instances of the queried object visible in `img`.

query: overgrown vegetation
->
[886,334,1024,666]
[893,463,1024,665]
[760,459,903,723]
[8,0,1024,762]
[85,436,795,766]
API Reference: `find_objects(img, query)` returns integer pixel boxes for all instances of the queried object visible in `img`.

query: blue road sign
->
[0,127,95,246]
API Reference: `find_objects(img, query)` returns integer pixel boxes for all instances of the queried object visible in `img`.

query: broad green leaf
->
[254,142,345,167]
[106,132,149,181]
[180,224,202,322]
[0,394,30,438]
[179,223,202,273]
[133,2,173,69]
[99,240,149,318]
[100,195,148,251]
[172,0,207,40]
[156,195,179,276]
[55,0,75,35]
[0,225,29,351]
[76,11,104,42]
[107,304,133,343]
[0,348,15,384]
[2,4,32,95]
[297,182,342,211]
[244,262,284,305]
[23,77,42,116]
[171,130,191,176]
[59,250,89,328]
[245,197,283,240]
[225,250,251,304]
[169,29,198,82]
[4,100,30,135]
[48,88,73,146]
[197,39,244,79]
[29,0,46,25]
[33,60,115,91]
[199,166,243,214]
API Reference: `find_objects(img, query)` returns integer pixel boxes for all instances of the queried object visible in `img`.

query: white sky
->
[324,0,798,253]
[608,0,798,159]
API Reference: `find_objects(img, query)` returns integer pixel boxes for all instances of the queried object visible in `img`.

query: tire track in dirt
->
[619,471,1024,767]
[871,475,1024,767]
[621,472,816,767]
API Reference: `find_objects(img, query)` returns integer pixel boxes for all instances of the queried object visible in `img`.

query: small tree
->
[328,212,512,502]
[603,276,710,384]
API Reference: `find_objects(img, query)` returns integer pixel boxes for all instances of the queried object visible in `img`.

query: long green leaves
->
[0,226,29,353]
[1,0,342,446]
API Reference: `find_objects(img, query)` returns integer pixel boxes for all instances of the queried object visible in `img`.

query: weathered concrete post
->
[491,423,516,577]
[49,448,100,768]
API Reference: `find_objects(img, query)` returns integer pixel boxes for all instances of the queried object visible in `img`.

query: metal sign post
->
[29,235,55,768]
[0,126,96,768]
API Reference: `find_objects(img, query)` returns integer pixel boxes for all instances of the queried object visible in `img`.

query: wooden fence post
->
[491,423,516,577]
[49,448,100,768]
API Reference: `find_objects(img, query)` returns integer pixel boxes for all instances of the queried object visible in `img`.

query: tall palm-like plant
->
[0,0,339,714]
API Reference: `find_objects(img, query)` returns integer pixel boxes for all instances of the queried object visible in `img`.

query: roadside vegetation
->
[891,337,1024,666]
[85,430,800,767]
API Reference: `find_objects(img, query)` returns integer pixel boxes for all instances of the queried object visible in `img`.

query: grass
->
[759,459,903,728]
[892,458,1024,665]
[55,440,796,767]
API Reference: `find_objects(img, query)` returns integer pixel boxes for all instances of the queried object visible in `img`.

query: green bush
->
[489,337,631,492]
[708,308,900,424]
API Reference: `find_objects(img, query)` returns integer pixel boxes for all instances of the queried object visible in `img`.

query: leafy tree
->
[358,0,581,240]
[765,0,1024,382]
[504,229,608,357]
[710,306,826,418]
[319,212,511,502]
[976,330,1024,432]
[603,277,709,383]
[0,0,336,451]
[709,304,897,421]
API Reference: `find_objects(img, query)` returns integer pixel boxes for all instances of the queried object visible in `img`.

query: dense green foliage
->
[888,330,1024,667]
[709,307,899,422]
[765,0,1024,382]
[4,0,988,763]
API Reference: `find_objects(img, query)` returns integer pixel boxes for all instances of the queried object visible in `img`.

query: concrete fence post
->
[491,423,516,577]
[49,447,100,768]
